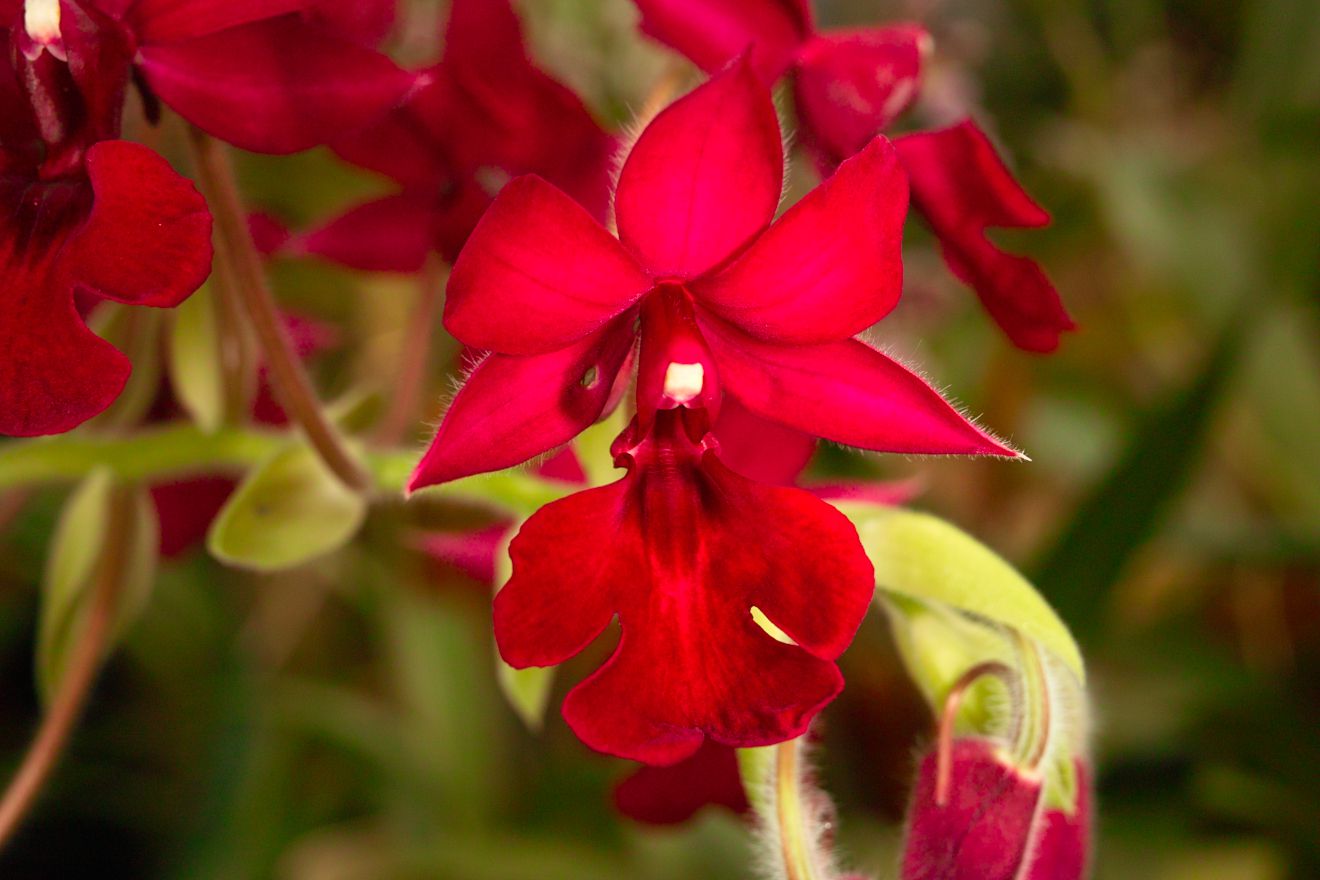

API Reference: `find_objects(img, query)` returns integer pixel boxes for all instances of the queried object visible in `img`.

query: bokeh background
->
[1,0,1317,877]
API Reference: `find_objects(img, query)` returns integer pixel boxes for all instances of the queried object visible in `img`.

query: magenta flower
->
[297,0,616,271]
[630,0,1073,352]
[410,58,1009,488]
[901,739,1092,880]
[1,3,210,436]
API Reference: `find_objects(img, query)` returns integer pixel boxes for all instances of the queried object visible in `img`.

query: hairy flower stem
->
[185,125,369,491]
[0,486,134,849]
[373,255,449,446]
[775,738,820,880]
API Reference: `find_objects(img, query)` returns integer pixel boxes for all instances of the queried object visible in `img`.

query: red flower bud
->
[900,739,1091,880]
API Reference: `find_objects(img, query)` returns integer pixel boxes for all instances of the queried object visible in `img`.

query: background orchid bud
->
[900,739,1091,880]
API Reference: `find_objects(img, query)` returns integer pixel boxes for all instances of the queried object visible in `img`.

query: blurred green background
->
[1,0,1318,877]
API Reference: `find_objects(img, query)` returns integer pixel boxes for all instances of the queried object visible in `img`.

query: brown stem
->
[0,487,134,848]
[209,251,258,425]
[373,255,449,446]
[934,660,1018,806]
[185,125,369,491]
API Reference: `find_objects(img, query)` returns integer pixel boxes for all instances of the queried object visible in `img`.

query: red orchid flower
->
[630,0,1074,352]
[1,3,210,436]
[410,57,1012,489]
[901,739,1092,880]
[410,59,1014,764]
[295,0,615,271]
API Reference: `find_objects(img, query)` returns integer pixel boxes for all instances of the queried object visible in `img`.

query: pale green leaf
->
[37,471,159,703]
[208,444,367,571]
[168,284,227,433]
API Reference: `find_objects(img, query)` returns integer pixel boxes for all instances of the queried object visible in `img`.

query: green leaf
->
[37,470,159,703]
[842,503,1084,681]
[207,444,367,571]
[168,284,231,433]
[1032,319,1243,640]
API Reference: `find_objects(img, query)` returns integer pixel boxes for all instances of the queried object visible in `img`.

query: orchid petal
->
[631,0,812,81]
[896,120,1073,353]
[69,140,211,307]
[138,15,417,154]
[713,395,815,486]
[702,319,1017,457]
[445,176,650,355]
[615,57,783,278]
[295,192,436,273]
[128,0,310,44]
[794,25,927,171]
[0,249,129,436]
[692,137,907,343]
[408,325,634,490]
[614,741,749,825]
[901,740,1043,880]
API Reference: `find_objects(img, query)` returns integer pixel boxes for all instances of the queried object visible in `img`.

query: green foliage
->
[207,444,368,571]
[36,471,158,703]
[845,503,1084,679]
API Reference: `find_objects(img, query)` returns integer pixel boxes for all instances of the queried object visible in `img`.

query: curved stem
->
[373,255,449,446]
[934,660,1017,805]
[0,486,134,848]
[185,125,369,491]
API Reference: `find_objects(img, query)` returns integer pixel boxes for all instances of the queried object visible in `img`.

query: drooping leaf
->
[37,470,159,703]
[169,283,239,432]
[207,443,367,571]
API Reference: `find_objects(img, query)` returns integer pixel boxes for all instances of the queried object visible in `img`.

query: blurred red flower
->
[297,0,616,271]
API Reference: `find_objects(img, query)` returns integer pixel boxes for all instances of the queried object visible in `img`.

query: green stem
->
[0,425,565,516]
